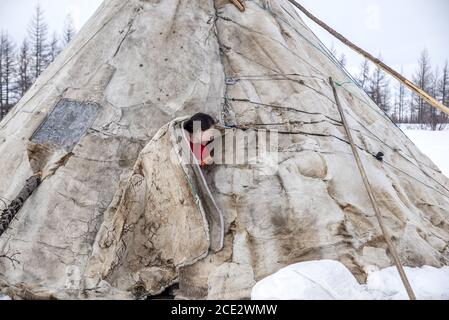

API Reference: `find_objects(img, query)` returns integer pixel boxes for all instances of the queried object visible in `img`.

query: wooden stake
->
[288,0,449,116]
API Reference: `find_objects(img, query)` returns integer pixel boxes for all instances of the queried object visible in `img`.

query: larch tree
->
[412,49,434,125]
[329,43,347,68]
[436,60,449,129]
[0,32,4,118]
[358,59,370,93]
[439,61,449,108]
[368,54,390,113]
[28,3,49,81]
[62,14,76,47]
[48,32,61,63]
[17,39,33,97]
[0,32,16,120]
[338,53,347,68]
[394,67,407,123]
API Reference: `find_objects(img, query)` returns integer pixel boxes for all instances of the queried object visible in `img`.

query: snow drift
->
[251,260,449,300]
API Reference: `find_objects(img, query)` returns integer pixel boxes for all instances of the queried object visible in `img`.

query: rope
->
[329,77,416,300]
[225,91,449,190]
[224,64,449,189]
[220,114,449,201]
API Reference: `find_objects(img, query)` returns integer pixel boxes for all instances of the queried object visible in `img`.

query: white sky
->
[0,0,448,79]
[298,0,449,79]
[0,0,102,40]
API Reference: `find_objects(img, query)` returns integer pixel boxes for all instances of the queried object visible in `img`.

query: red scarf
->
[189,141,208,166]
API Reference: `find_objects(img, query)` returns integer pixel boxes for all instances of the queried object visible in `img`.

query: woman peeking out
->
[183,113,216,167]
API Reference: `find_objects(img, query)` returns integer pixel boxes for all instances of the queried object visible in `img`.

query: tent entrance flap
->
[169,120,225,253]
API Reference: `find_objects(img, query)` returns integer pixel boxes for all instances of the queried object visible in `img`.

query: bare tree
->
[48,31,61,63]
[17,39,33,97]
[368,54,390,113]
[412,49,434,126]
[440,61,449,107]
[329,43,347,68]
[338,53,347,68]
[358,59,370,92]
[394,67,407,123]
[0,32,4,117]
[29,3,49,80]
[428,67,441,130]
[436,60,449,129]
[62,14,76,46]
[0,32,16,120]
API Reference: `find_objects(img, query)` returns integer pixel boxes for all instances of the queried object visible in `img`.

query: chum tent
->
[0,0,448,299]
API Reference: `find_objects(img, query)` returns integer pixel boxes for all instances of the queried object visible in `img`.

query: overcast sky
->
[299,0,449,79]
[0,0,448,79]
[0,0,102,41]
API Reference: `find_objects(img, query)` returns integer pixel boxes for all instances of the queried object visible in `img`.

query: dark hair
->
[183,113,216,133]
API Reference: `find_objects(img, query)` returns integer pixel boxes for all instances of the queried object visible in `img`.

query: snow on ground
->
[0,295,11,300]
[367,265,449,300]
[251,260,449,300]
[401,128,449,178]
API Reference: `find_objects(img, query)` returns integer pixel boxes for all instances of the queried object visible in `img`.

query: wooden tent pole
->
[229,0,245,12]
[329,77,417,300]
[287,0,449,116]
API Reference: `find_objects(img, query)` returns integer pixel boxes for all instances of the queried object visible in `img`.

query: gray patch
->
[31,99,99,151]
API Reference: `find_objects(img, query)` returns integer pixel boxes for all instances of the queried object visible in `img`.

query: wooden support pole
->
[288,0,449,116]
[329,77,416,300]
[0,173,42,237]
[229,0,245,12]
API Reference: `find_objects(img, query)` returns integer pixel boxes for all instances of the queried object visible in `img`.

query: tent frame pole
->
[329,77,417,300]
[288,0,449,116]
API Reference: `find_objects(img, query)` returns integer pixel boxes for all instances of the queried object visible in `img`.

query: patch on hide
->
[31,99,99,151]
